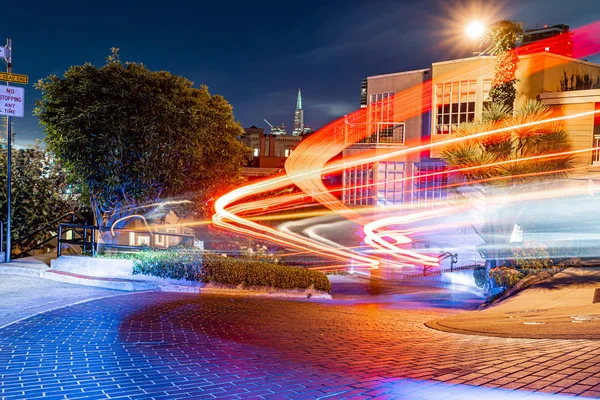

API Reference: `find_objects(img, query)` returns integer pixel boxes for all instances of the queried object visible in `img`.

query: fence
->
[57,223,196,257]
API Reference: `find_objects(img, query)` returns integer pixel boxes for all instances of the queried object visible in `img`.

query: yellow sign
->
[0,72,28,84]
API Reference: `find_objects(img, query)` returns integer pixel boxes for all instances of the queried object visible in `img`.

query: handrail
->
[13,211,87,248]
[438,252,458,271]
[12,211,88,258]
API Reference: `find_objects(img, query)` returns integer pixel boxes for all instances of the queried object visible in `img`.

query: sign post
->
[0,39,26,263]
[5,38,12,262]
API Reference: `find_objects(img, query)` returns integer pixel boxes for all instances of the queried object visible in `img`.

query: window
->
[435,80,477,134]
[253,148,259,157]
[364,93,404,144]
[167,228,179,247]
[412,162,447,209]
[137,236,150,246]
[376,162,404,206]
[155,232,164,246]
[370,92,394,123]
[284,149,291,157]
[343,164,375,206]
[377,123,405,144]
[482,79,493,111]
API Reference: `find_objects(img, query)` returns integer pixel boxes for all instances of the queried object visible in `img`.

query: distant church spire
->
[292,89,304,136]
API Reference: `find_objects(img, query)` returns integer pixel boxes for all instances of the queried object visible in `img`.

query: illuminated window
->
[365,93,404,144]
[412,162,447,209]
[370,93,394,123]
[435,80,477,134]
[137,236,150,246]
[155,232,164,246]
[343,164,375,206]
[376,162,404,206]
[253,148,259,157]
[482,79,493,110]
[284,149,291,157]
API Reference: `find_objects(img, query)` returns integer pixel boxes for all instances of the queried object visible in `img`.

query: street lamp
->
[466,21,486,40]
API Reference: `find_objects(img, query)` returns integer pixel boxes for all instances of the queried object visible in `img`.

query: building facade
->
[343,51,600,209]
[292,89,304,136]
[540,89,600,179]
[239,125,303,179]
[342,68,434,207]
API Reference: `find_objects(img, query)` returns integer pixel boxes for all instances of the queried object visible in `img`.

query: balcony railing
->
[336,122,406,146]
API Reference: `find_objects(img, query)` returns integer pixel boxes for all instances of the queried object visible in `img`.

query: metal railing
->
[400,263,482,280]
[12,211,88,259]
[439,252,458,271]
[57,223,196,257]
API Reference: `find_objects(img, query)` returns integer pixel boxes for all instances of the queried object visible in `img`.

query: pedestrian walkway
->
[428,267,600,339]
[0,274,124,328]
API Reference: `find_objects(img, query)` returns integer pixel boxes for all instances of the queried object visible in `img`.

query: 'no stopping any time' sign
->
[0,86,24,118]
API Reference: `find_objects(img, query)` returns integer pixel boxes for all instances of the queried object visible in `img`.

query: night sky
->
[2,0,599,147]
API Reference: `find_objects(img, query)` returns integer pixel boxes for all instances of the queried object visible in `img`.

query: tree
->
[0,145,77,252]
[35,50,250,233]
[440,100,573,265]
[482,20,524,110]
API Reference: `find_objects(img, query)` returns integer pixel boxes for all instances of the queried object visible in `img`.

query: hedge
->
[201,253,331,293]
[103,250,331,293]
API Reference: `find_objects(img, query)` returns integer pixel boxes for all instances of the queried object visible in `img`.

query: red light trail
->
[213,21,600,273]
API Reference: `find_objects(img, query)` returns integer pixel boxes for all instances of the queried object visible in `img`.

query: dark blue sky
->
[2,0,599,146]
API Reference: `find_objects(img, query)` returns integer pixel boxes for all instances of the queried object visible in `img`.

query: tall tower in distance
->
[292,89,304,136]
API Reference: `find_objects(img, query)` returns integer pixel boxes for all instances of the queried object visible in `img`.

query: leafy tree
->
[482,20,524,110]
[0,145,77,252]
[441,100,573,265]
[35,50,250,233]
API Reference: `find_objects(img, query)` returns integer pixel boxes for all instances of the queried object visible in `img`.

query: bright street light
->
[466,21,486,39]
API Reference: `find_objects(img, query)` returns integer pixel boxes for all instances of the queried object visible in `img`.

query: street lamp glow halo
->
[466,21,486,39]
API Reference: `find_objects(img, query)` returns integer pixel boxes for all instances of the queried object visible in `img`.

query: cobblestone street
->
[1,283,600,399]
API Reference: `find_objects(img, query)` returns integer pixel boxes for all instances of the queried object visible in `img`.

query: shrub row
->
[103,250,331,293]
[201,253,331,293]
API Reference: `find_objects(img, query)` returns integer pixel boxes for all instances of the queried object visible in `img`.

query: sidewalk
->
[428,267,600,339]
[0,257,127,328]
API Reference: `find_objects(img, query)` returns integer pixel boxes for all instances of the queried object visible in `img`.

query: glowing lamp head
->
[466,21,486,39]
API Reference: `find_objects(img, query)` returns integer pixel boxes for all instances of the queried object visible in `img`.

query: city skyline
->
[1,0,599,147]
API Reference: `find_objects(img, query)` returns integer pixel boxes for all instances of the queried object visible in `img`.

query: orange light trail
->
[212,22,600,271]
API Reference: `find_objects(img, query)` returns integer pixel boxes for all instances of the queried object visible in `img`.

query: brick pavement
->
[0,286,598,399]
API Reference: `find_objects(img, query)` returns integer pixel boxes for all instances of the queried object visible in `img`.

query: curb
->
[0,264,332,299]
[424,317,600,340]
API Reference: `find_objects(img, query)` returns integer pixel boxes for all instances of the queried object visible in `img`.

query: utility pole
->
[4,38,11,263]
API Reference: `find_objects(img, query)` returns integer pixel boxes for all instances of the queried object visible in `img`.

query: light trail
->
[212,22,600,271]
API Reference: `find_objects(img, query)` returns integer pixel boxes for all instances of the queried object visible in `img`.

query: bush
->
[473,267,490,291]
[201,253,331,293]
[102,249,331,293]
[115,249,204,280]
[489,266,521,289]
[240,244,281,264]
[512,241,551,269]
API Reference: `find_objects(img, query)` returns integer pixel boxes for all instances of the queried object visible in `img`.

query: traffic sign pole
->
[5,37,11,262]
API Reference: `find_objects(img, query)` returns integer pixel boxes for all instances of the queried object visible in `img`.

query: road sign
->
[0,86,24,118]
[0,72,27,84]
[0,47,5,59]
